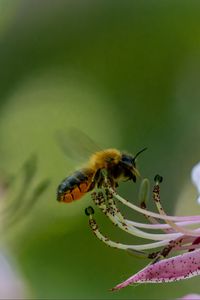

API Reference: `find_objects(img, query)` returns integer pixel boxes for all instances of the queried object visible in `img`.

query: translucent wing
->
[56,127,102,163]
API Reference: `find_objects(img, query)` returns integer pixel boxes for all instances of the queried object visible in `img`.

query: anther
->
[148,251,160,260]
[127,248,149,259]
[94,191,106,206]
[85,206,95,216]
[140,201,147,209]
[105,188,113,200]
[91,192,97,201]
[154,174,163,184]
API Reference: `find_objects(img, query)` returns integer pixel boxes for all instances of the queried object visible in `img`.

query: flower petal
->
[180,294,200,300]
[112,249,200,291]
[191,162,200,204]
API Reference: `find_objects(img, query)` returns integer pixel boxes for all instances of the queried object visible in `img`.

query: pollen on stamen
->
[85,206,94,216]
[84,171,200,291]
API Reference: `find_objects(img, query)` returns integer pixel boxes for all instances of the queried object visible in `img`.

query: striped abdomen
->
[57,169,95,203]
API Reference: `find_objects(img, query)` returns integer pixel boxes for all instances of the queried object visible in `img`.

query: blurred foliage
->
[0,155,50,236]
[0,0,200,299]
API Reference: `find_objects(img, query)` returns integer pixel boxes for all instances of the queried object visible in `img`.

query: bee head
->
[121,147,147,179]
[121,154,136,168]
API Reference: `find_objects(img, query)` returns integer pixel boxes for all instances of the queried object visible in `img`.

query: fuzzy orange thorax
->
[88,149,121,170]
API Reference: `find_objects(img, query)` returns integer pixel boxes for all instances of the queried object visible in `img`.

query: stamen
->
[107,194,183,237]
[106,181,200,230]
[101,172,200,225]
[126,219,200,230]
[139,179,162,226]
[84,168,200,291]
[92,191,183,241]
[85,206,173,251]
[111,188,200,222]
[173,237,200,251]
[149,235,198,263]
[86,172,200,278]
[177,244,200,251]
[126,178,200,229]
[153,175,200,237]
[139,178,174,234]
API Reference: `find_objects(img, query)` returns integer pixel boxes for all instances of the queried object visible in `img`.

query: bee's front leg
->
[93,169,105,188]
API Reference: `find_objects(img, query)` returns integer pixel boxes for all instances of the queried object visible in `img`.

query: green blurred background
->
[0,0,200,298]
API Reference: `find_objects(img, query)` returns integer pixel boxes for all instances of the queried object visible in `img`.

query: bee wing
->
[56,127,102,164]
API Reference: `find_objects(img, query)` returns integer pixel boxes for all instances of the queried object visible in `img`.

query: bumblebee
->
[57,147,146,203]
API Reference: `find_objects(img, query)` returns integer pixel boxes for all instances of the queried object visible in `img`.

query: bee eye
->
[122,156,131,163]
[121,154,134,166]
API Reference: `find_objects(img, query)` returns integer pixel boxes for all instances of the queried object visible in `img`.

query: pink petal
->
[112,249,200,291]
[180,294,200,300]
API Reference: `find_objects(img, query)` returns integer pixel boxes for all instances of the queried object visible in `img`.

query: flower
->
[0,251,28,299]
[180,294,200,300]
[191,162,200,205]
[0,156,50,298]
[85,166,200,292]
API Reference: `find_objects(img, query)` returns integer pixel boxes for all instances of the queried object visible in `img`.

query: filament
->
[112,189,200,222]
[126,219,200,230]
[93,192,183,241]
[87,213,172,251]
[153,181,200,237]
[85,174,200,264]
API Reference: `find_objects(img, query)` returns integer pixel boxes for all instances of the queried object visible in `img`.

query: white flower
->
[191,162,200,204]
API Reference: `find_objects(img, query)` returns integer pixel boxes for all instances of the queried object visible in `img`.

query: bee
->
[57,140,147,203]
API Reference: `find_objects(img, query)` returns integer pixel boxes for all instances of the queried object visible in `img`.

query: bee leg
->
[129,173,136,182]
[97,172,105,188]
[106,176,115,189]
[87,170,101,192]
[94,169,116,189]
[91,169,108,189]
[90,169,103,189]
[87,181,96,192]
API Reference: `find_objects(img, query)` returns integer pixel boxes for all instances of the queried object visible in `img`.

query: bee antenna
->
[133,147,147,161]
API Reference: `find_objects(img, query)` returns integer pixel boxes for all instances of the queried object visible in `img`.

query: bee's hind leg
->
[97,170,106,188]
[104,175,116,190]
[94,169,115,190]
[90,169,104,189]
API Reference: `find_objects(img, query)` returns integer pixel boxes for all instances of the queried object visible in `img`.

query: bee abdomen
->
[57,169,94,203]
